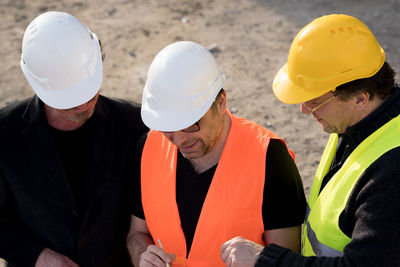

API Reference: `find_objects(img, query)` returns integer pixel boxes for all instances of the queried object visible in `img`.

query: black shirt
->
[132,132,306,255]
[50,119,91,218]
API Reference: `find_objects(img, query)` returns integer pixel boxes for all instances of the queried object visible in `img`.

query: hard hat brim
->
[272,64,334,104]
[141,103,211,132]
[20,31,103,110]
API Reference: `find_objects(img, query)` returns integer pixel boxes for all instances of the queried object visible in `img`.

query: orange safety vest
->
[141,111,295,267]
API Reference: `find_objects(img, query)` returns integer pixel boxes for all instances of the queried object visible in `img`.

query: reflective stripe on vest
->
[141,110,294,266]
[302,115,400,256]
[305,206,344,257]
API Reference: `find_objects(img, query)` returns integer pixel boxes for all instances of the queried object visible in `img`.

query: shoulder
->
[341,146,400,241]
[99,95,141,115]
[0,97,32,130]
[231,115,287,148]
[267,138,289,154]
[97,95,147,132]
[359,147,400,189]
[348,146,400,212]
[135,132,150,158]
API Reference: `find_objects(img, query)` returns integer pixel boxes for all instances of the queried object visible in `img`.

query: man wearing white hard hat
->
[127,41,306,266]
[0,11,147,266]
[222,14,400,267]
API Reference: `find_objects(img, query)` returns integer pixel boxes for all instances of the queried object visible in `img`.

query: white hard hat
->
[20,11,103,109]
[141,41,226,131]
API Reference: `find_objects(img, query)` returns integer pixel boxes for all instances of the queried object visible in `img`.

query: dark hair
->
[334,61,396,101]
[99,39,106,61]
[211,89,225,111]
[90,31,105,61]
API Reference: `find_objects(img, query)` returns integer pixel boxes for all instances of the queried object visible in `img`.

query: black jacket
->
[0,95,148,266]
[256,87,400,267]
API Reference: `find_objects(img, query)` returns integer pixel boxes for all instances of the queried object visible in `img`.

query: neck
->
[190,112,231,174]
[44,105,86,131]
[351,96,387,127]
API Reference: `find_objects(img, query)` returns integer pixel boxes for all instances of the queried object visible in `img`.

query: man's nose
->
[163,131,188,146]
[300,103,312,114]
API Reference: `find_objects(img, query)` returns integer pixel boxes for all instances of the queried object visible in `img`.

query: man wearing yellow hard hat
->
[221,14,400,266]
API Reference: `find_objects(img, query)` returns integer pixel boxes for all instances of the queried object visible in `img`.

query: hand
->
[139,244,176,267]
[35,248,79,267]
[221,236,264,267]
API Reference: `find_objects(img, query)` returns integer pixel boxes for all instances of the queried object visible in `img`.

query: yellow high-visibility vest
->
[302,115,400,256]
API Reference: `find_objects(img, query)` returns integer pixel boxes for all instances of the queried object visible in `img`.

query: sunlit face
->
[300,91,357,134]
[56,92,99,123]
[162,105,226,160]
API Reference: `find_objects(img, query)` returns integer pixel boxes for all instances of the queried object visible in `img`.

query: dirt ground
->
[0,0,400,265]
[1,0,400,199]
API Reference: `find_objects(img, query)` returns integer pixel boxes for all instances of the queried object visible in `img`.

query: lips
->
[180,140,198,152]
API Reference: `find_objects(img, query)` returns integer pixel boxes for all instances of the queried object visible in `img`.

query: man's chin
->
[66,111,93,123]
[180,152,197,160]
[321,124,340,134]
[179,150,203,160]
[321,125,332,134]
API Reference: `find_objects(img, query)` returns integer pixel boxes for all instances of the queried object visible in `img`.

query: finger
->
[225,254,233,267]
[141,248,168,266]
[168,253,176,262]
[141,256,163,267]
[221,238,234,261]
[62,256,79,267]
[221,244,233,263]
[141,254,164,267]
[148,244,172,263]
[221,239,231,253]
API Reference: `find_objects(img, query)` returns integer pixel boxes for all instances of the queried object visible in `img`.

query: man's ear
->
[354,92,369,111]
[218,90,227,110]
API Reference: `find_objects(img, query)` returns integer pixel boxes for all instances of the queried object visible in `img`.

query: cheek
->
[162,133,173,142]
[89,99,98,109]
[202,125,222,146]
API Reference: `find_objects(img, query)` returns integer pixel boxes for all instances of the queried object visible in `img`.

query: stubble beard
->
[63,109,93,123]
[179,138,207,160]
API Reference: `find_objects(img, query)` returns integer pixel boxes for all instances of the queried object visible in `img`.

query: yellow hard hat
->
[273,14,385,104]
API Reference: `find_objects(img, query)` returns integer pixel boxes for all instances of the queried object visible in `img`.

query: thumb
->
[63,256,79,267]
[168,253,176,263]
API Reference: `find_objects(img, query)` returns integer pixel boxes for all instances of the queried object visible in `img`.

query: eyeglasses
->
[181,120,201,133]
[164,120,201,134]
[302,95,336,113]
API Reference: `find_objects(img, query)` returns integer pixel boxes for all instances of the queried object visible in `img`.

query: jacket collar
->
[342,86,400,149]
[22,96,46,125]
